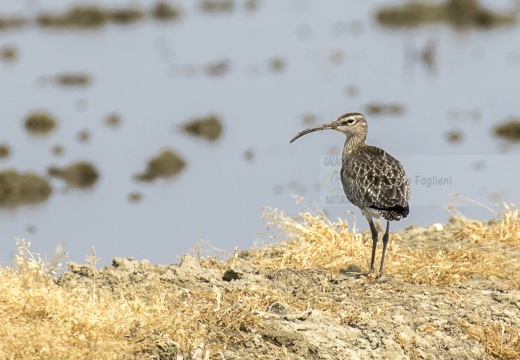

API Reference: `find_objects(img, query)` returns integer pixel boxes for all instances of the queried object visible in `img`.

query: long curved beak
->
[290,122,334,143]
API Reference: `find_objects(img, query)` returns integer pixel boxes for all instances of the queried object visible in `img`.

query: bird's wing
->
[345,146,410,210]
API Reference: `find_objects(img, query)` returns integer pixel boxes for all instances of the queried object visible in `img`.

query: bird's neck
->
[343,135,365,156]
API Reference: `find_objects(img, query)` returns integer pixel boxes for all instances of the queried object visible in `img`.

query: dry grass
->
[1,203,519,359]
[462,319,520,360]
[0,240,265,359]
[259,207,365,271]
[254,202,520,359]
[255,203,520,287]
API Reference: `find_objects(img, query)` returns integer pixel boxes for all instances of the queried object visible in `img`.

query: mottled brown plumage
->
[343,144,409,221]
[290,112,410,277]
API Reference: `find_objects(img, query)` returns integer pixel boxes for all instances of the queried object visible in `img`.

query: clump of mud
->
[37,6,109,29]
[205,59,231,76]
[35,4,182,30]
[446,129,464,144]
[128,191,143,203]
[76,130,91,143]
[199,0,234,13]
[24,111,57,135]
[243,148,255,162]
[48,161,99,188]
[55,73,91,87]
[135,149,186,182]
[104,113,121,128]
[301,112,320,126]
[244,0,258,12]
[0,16,27,31]
[268,57,286,73]
[0,45,17,62]
[0,170,52,207]
[0,144,10,159]
[152,2,182,21]
[376,0,516,29]
[0,4,183,31]
[109,8,145,25]
[51,145,64,156]
[493,118,520,143]
[365,102,405,116]
[180,115,223,141]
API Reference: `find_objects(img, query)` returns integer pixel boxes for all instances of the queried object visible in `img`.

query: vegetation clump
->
[205,59,231,77]
[152,2,182,21]
[199,0,234,13]
[376,0,516,29]
[0,170,52,206]
[135,148,186,182]
[108,8,145,24]
[493,118,520,143]
[24,111,57,135]
[0,16,27,31]
[180,115,223,141]
[268,57,286,73]
[256,203,520,287]
[365,102,405,116]
[76,129,91,143]
[104,113,121,128]
[55,73,91,86]
[127,191,142,203]
[48,161,99,188]
[51,145,64,156]
[3,3,182,32]
[37,6,109,29]
[446,129,464,143]
[0,241,264,359]
[0,45,17,62]
[0,144,10,159]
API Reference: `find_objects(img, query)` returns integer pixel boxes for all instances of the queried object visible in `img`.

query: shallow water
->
[1,0,519,266]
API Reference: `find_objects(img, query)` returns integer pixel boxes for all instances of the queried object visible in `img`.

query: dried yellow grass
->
[0,240,264,359]
[256,203,520,287]
[1,203,519,359]
[255,203,520,359]
[461,319,520,360]
[259,208,365,270]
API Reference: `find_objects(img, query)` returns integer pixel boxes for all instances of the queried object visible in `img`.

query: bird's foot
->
[375,272,391,282]
[366,271,377,280]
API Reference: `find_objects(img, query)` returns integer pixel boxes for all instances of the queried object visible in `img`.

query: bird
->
[290,112,410,277]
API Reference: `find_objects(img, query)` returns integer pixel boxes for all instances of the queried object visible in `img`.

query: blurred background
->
[1,0,519,266]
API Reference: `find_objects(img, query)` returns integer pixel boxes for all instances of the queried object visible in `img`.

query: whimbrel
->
[290,112,410,277]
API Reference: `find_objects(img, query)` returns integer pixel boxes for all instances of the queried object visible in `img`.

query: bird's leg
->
[378,221,391,277]
[367,217,379,274]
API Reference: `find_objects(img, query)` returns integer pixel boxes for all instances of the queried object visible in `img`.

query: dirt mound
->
[2,206,519,359]
[56,248,518,359]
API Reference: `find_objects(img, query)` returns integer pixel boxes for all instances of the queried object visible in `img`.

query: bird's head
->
[290,112,367,143]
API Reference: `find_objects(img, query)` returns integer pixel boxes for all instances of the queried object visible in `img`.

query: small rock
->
[112,257,137,270]
[222,269,242,281]
[267,301,289,315]
[433,223,443,231]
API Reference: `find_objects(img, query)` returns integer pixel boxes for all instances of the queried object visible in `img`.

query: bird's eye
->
[346,119,356,125]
